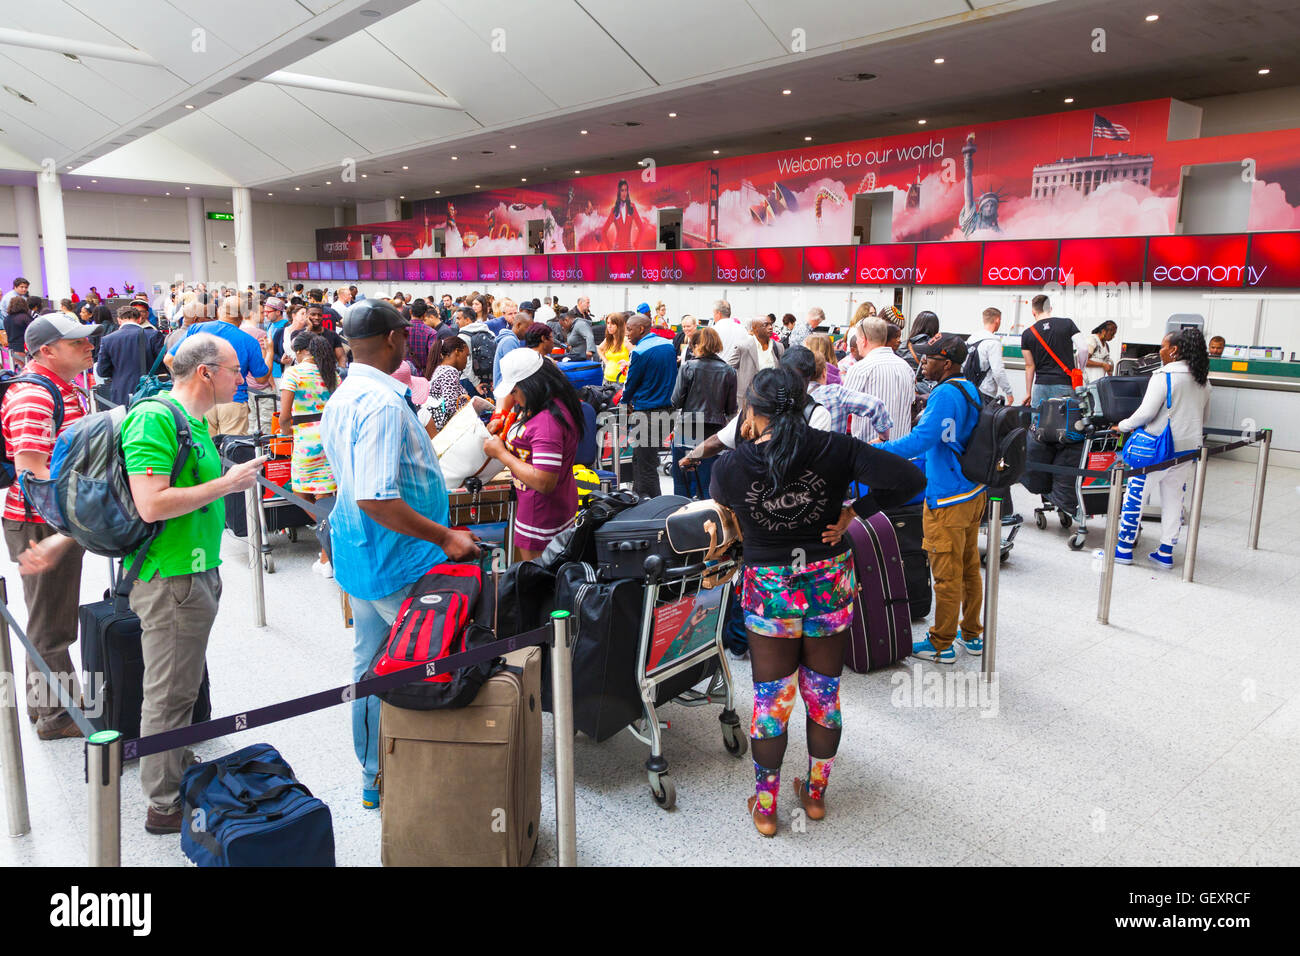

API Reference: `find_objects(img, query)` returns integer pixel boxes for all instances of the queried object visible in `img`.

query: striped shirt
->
[808,382,892,437]
[320,361,450,601]
[843,346,916,442]
[405,318,435,373]
[2,362,86,523]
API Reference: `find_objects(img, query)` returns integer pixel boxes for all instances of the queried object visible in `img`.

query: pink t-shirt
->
[504,404,579,549]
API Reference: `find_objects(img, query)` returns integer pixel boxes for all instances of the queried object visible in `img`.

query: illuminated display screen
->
[1146,235,1248,287]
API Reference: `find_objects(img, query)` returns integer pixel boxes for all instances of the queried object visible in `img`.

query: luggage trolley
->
[1032,426,1121,550]
[447,477,517,562]
[629,552,746,810]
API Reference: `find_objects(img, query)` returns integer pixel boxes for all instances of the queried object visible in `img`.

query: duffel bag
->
[181,743,334,867]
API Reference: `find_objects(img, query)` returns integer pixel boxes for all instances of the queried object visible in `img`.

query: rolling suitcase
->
[882,505,932,621]
[379,646,542,867]
[1085,375,1149,426]
[845,513,911,673]
[557,359,604,389]
[592,494,691,580]
[80,594,211,747]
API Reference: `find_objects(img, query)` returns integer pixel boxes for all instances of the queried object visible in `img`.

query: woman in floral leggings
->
[710,365,924,836]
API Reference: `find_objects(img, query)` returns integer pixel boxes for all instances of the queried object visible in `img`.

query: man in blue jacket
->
[874,334,986,664]
[622,313,676,497]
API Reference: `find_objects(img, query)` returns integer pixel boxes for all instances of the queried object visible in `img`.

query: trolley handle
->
[643,555,736,584]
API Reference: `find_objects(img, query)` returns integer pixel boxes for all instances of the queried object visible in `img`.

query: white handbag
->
[431,403,506,489]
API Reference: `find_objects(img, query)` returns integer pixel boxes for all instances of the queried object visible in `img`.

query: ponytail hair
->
[426,334,467,379]
[744,366,808,495]
[1169,327,1209,386]
[292,331,338,392]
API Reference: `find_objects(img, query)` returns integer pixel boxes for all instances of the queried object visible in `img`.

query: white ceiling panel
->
[203,84,364,169]
[75,131,237,186]
[1,48,149,125]
[577,0,787,84]
[746,0,972,51]
[278,88,483,157]
[287,29,445,94]
[167,0,314,57]
[435,0,652,107]
[0,60,117,150]
[3,0,120,44]
[153,111,288,183]
[77,59,189,108]
[65,0,242,84]
[297,0,346,12]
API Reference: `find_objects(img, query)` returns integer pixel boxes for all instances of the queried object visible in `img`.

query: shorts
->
[740,551,855,639]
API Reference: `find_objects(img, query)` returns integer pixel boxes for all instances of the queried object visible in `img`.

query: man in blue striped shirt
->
[321,299,478,810]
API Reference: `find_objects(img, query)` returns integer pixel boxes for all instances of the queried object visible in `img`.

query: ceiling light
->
[580,130,588,135]
[1064,97,1075,103]
[75,185,81,189]
[917,119,927,125]
[184,186,190,190]
[401,165,409,170]
[933,57,945,64]
[1258,67,1271,75]
[435,190,440,194]
[509,144,517,149]
[668,112,677,118]
[267,192,273,196]
[712,149,719,154]
[399,195,405,199]
[1031,88,1044,94]
[325,180,331,185]
[184,103,195,109]
[1145,14,1159,21]
[521,178,527,182]
[65,166,71,170]
[451,155,458,160]
[295,186,301,191]
[475,184,480,188]
[361,173,368,178]
[573,170,580,174]
[804,136,812,141]
[91,179,97,183]
[782,89,791,95]
[164,192,170,196]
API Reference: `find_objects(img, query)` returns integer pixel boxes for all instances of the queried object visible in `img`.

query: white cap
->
[494,348,544,404]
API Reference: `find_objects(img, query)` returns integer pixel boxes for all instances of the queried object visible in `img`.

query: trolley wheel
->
[721,723,748,758]
[1067,533,1087,551]
[660,460,672,477]
[288,527,298,543]
[1000,545,1013,563]
[649,774,677,810]
[1059,512,1073,529]
[263,554,276,573]
[1035,512,1047,530]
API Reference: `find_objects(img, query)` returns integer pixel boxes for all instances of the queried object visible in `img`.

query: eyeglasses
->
[204,363,242,376]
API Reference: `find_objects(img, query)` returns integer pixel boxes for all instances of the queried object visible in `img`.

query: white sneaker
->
[312,559,334,579]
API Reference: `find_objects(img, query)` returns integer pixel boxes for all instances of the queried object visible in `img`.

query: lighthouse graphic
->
[958,133,1001,236]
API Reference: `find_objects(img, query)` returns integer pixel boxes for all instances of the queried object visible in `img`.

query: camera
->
[218,241,229,249]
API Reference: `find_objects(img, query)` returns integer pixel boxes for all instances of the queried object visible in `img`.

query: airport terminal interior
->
[0,0,1298,872]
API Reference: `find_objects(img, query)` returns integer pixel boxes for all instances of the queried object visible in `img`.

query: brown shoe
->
[746,795,778,838]
[794,778,826,820]
[35,712,83,740]
[145,806,183,835]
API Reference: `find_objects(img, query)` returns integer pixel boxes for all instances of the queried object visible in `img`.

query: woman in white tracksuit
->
[1114,327,1212,569]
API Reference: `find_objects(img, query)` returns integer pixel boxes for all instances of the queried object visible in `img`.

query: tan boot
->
[794,778,826,820]
[747,795,778,837]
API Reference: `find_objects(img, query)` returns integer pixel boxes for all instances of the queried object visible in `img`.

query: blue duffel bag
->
[557,359,604,389]
[181,743,335,867]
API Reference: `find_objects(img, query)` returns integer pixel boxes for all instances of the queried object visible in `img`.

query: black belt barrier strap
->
[122,624,554,761]
[0,598,97,737]
[1022,461,1114,480]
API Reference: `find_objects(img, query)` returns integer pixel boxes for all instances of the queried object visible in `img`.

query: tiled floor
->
[1,456,1296,866]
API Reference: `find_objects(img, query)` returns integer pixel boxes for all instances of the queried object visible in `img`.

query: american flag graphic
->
[1092,114,1131,141]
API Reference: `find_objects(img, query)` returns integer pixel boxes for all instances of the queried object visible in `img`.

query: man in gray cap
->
[2,314,95,738]
[320,299,478,810]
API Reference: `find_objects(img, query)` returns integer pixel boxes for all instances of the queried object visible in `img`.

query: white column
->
[186,196,208,284]
[35,174,70,301]
[333,206,345,227]
[383,198,400,222]
[232,187,255,294]
[13,185,42,294]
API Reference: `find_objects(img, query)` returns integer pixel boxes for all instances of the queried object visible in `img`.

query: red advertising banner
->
[1058,236,1147,285]
[1245,231,1300,287]
[803,245,855,284]
[674,249,713,283]
[755,246,803,283]
[1146,234,1248,287]
[980,239,1061,285]
[606,252,637,281]
[855,243,918,284]
[713,248,758,283]
[523,255,549,283]
[638,250,678,284]
[915,241,983,285]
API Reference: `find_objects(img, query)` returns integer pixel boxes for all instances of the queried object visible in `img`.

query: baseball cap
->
[26,313,96,351]
[913,333,968,366]
[342,299,408,339]
[494,347,543,404]
[636,302,651,315]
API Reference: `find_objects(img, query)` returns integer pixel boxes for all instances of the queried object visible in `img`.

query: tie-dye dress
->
[279,360,336,494]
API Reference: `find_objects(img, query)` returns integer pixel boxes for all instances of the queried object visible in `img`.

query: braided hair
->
[291,330,338,393]
[744,366,808,495]
[1169,327,1209,386]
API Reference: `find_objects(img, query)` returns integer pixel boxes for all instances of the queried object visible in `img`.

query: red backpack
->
[365,562,500,710]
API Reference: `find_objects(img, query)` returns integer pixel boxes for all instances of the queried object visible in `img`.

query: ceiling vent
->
[835,72,877,83]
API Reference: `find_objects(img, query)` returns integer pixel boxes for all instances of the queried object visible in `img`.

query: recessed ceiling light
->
[399,195,404,199]
[1064,97,1075,103]
[184,103,195,109]
[75,185,81,189]
[267,192,273,196]
[782,89,791,95]
[435,190,440,194]
[573,170,580,174]
[311,35,330,42]
[933,57,945,64]
[359,9,381,17]
[165,192,170,196]
[451,155,458,160]
[65,165,71,170]
[91,179,97,183]
[401,165,408,170]
[4,85,35,104]
[295,186,301,191]
[804,136,812,141]
[1145,13,1159,22]
[712,149,719,154]
[917,119,927,125]
[325,181,331,185]
[509,144,517,149]
[1258,67,1271,75]
[580,130,588,135]
[668,112,677,118]
[521,178,527,182]
[361,173,368,178]
[184,186,190,190]
[475,184,480,188]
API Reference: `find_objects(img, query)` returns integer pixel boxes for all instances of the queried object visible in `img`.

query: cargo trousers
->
[921,493,986,651]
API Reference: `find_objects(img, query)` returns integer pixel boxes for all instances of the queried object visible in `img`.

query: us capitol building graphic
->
[1030,152,1154,199]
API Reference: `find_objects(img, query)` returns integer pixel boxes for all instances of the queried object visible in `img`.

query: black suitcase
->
[80,596,211,749]
[549,562,715,742]
[592,494,691,580]
[882,506,932,621]
[1033,396,1085,444]
[218,436,312,537]
[1085,375,1149,426]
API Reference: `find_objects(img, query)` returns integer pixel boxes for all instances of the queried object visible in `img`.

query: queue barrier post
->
[1247,428,1272,551]
[0,578,31,836]
[247,486,267,627]
[87,730,122,867]
[1097,461,1125,625]
[1182,445,1211,584]
[549,611,577,867]
[981,495,1002,683]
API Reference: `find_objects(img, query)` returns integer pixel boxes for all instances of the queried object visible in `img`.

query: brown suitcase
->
[379,646,542,866]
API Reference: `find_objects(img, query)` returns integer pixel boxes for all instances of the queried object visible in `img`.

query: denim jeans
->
[1030,382,1075,408]
[671,445,716,499]
[350,586,407,789]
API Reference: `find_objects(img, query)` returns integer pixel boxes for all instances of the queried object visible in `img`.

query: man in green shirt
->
[123,333,265,834]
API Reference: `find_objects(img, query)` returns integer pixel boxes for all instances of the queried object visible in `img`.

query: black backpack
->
[961,340,991,391]
[0,371,65,488]
[944,379,1028,489]
[468,330,496,380]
